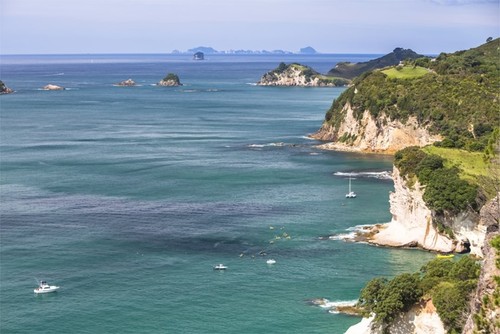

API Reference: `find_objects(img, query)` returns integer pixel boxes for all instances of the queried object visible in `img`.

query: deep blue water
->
[0,54,435,333]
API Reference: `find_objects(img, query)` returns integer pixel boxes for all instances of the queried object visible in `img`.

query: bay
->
[0,54,435,333]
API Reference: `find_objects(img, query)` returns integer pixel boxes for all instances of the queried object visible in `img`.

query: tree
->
[359,277,388,315]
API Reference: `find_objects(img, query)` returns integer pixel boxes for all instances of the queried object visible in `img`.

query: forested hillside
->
[324,39,500,152]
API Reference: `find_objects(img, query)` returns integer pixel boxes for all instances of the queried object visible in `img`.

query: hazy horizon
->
[1,0,498,55]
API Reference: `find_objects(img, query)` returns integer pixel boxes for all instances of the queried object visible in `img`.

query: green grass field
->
[423,146,489,182]
[382,66,430,79]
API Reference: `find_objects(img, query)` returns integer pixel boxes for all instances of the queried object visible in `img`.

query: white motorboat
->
[34,280,60,294]
[266,259,276,265]
[345,175,357,198]
[213,264,227,270]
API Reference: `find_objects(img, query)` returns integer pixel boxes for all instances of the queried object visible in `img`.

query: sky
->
[0,0,498,55]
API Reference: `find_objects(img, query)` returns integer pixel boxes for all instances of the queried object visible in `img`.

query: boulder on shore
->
[0,80,14,94]
[115,79,136,86]
[157,73,182,86]
[43,84,65,91]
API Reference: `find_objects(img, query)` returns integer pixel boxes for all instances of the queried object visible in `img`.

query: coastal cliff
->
[312,103,441,154]
[367,166,487,256]
[257,63,348,87]
[337,39,499,334]
[314,39,499,155]
[346,196,499,334]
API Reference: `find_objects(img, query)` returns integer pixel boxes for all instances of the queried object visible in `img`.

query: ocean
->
[0,54,436,333]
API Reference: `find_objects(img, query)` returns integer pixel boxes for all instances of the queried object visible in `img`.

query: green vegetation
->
[359,256,480,333]
[324,39,500,152]
[394,146,480,214]
[266,63,350,86]
[162,73,180,83]
[327,47,425,79]
[422,146,489,182]
[381,66,429,79]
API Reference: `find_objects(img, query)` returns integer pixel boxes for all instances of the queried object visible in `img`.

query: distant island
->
[193,52,204,60]
[171,46,320,55]
[299,46,317,54]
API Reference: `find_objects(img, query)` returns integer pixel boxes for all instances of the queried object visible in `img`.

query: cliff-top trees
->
[358,256,480,332]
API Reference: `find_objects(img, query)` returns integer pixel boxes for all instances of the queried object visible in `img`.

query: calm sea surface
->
[0,54,435,333]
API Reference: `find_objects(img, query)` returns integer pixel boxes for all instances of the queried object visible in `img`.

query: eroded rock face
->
[367,167,486,256]
[42,84,64,90]
[312,103,441,154]
[463,195,500,334]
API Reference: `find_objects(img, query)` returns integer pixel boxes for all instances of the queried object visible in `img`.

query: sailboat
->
[345,175,357,198]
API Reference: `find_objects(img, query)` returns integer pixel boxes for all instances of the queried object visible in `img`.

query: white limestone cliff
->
[367,167,487,257]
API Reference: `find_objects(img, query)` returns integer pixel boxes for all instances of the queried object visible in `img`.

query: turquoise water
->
[0,54,435,333]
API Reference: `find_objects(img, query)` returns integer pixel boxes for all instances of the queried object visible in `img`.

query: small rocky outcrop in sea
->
[0,80,14,94]
[42,84,65,91]
[157,73,182,86]
[115,78,136,86]
[193,52,204,60]
[257,63,348,87]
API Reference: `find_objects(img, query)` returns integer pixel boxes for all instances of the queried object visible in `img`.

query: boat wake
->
[334,171,392,180]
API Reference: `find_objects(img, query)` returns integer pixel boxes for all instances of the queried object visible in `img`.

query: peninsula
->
[257,62,349,87]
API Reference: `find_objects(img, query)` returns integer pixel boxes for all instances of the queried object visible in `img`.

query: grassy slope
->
[381,66,429,79]
[423,146,489,182]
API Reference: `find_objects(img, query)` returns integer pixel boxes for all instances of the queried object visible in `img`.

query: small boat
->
[345,175,356,198]
[266,259,276,265]
[213,264,227,270]
[34,280,60,294]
